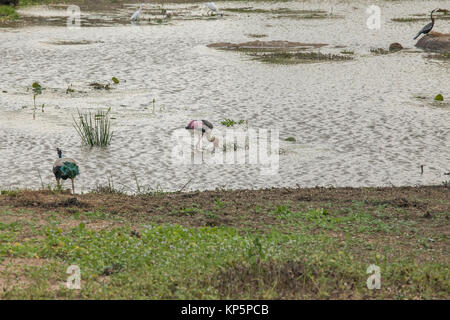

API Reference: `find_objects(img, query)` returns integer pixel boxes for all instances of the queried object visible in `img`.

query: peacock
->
[53,148,80,194]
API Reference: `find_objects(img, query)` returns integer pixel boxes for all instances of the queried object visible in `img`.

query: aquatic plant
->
[370,48,389,55]
[257,51,353,64]
[89,82,111,90]
[224,8,326,15]
[73,108,113,147]
[112,77,119,84]
[0,5,19,21]
[31,82,42,120]
[285,137,296,142]
[426,52,450,60]
[391,17,416,22]
[66,84,74,94]
[221,119,236,127]
[434,94,444,101]
[340,50,354,55]
[247,34,268,38]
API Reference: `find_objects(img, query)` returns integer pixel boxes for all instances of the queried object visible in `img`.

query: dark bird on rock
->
[53,148,80,194]
[414,9,438,40]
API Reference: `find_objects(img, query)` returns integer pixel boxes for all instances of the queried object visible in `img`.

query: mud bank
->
[416,32,450,53]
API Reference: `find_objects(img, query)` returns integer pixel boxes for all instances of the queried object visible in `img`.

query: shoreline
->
[1,185,448,299]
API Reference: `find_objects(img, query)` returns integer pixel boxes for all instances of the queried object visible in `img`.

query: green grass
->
[0,5,19,21]
[0,197,448,299]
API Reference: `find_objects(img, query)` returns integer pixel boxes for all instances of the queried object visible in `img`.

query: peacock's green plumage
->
[60,162,80,179]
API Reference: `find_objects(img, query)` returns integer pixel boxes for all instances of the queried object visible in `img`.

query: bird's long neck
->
[430,11,435,23]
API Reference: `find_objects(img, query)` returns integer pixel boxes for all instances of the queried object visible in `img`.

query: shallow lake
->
[0,0,449,193]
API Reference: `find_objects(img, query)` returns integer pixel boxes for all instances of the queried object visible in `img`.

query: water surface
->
[0,0,449,192]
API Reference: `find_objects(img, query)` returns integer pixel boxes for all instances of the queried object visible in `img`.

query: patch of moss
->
[0,5,19,21]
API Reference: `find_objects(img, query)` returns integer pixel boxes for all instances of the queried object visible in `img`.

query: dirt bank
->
[1,186,448,229]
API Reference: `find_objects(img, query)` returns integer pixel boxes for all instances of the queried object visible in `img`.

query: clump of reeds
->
[73,108,113,147]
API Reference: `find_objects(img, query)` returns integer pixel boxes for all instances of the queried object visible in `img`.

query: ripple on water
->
[0,0,449,192]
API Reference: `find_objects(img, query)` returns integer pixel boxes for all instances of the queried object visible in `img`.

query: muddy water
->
[0,0,449,193]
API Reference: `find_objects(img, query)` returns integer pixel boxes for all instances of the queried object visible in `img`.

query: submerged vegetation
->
[426,52,450,60]
[392,12,450,23]
[224,7,339,20]
[73,108,113,147]
[370,48,389,55]
[255,51,353,64]
[208,40,351,64]
[247,33,268,38]
[224,8,326,15]
[220,119,247,127]
[89,82,111,90]
[0,5,19,21]
[434,94,444,101]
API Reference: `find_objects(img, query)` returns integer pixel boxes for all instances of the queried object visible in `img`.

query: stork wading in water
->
[185,120,219,151]
[53,148,80,194]
[205,2,223,17]
[131,4,143,21]
[414,9,438,40]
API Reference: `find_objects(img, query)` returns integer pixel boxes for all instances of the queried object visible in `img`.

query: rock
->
[389,42,403,52]
[415,32,450,53]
